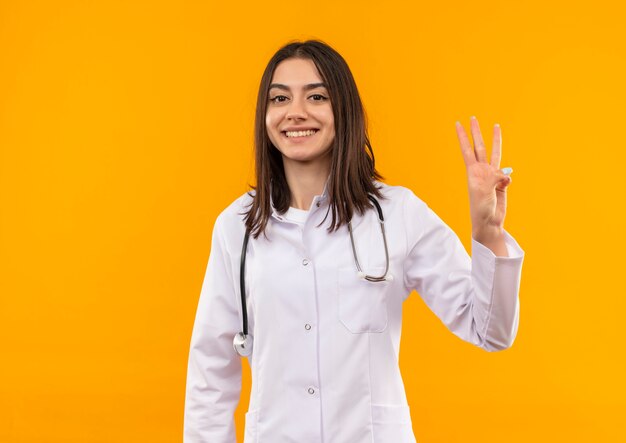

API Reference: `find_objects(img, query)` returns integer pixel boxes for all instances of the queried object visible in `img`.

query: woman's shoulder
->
[219,190,254,218]
[374,181,426,207]
[212,190,254,236]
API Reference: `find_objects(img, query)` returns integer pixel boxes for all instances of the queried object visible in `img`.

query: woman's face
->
[265,58,335,170]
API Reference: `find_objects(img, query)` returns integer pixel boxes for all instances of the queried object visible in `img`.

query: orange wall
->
[1,1,624,442]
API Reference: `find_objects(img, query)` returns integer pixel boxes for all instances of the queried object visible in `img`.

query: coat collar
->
[270,178,329,222]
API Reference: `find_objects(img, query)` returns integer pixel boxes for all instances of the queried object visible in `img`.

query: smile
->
[283,129,318,138]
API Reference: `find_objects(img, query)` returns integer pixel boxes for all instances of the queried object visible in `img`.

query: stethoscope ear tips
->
[384,274,394,282]
[357,271,366,280]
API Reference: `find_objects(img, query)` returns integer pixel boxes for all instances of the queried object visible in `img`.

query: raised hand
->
[455,116,512,254]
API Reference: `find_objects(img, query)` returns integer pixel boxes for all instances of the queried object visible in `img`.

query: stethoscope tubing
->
[348,195,389,282]
[239,229,251,337]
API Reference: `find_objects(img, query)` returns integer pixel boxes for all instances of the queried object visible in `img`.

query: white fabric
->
[184,182,524,443]
[283,206,309,225]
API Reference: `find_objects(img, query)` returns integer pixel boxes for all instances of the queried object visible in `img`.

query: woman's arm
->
[184,213,242,443]
[402,190,524,351]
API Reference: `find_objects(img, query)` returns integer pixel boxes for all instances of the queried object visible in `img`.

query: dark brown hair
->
[244,40,383,238]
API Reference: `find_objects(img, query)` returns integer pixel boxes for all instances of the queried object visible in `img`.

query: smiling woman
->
[183,40,524,443]
[246,41,384,238]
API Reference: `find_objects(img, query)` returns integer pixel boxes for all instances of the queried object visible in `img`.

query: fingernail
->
[501,167,513,175]
[470,115,476,120]
[494,123,500,128]
[455,121,461,126]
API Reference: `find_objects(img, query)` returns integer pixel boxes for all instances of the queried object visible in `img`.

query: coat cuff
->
[471,230,525,260]
[470,230,525,350]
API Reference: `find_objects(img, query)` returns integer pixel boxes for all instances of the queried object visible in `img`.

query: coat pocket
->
[243,409,259,443]
[337,266,389,333]
[371,404,416,443]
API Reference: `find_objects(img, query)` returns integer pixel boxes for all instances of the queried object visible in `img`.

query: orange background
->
[1,1,625,442]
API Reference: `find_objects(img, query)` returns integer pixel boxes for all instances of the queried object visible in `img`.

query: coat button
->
[316,201,321,207]
[305,324,312,330]
[308,387,315,395]
[302,259,310,266]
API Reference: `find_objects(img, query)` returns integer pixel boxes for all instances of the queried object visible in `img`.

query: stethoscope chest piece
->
[233,332,253,356]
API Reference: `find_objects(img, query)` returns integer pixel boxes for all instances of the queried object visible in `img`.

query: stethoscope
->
[233,195,391,356]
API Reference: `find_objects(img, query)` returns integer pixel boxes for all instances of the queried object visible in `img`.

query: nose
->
[286,97,307,120]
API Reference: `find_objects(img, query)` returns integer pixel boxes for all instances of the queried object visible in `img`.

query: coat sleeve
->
[401,189,525,352]
[184,212,242,442]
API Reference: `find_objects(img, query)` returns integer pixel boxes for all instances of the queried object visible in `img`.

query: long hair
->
[244,40,383,238]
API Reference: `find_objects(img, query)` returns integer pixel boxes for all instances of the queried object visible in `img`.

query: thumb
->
[494,171,512,191]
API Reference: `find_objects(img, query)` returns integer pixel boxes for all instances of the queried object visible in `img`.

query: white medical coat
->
[184,182,524,443]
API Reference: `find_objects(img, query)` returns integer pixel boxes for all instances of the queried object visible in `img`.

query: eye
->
[269,95,289,104]
[309,94,328,101]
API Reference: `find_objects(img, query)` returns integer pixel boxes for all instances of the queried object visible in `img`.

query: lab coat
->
[184,182,524,443]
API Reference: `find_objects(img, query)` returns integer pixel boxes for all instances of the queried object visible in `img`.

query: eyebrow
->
[269,82,327,92]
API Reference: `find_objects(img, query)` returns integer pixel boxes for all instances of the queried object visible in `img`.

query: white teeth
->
[285,129,317,138]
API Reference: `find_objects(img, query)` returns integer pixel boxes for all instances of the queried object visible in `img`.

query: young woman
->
[184,40,524,443]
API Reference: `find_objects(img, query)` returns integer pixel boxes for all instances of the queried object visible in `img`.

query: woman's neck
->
[283,159,330,210]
